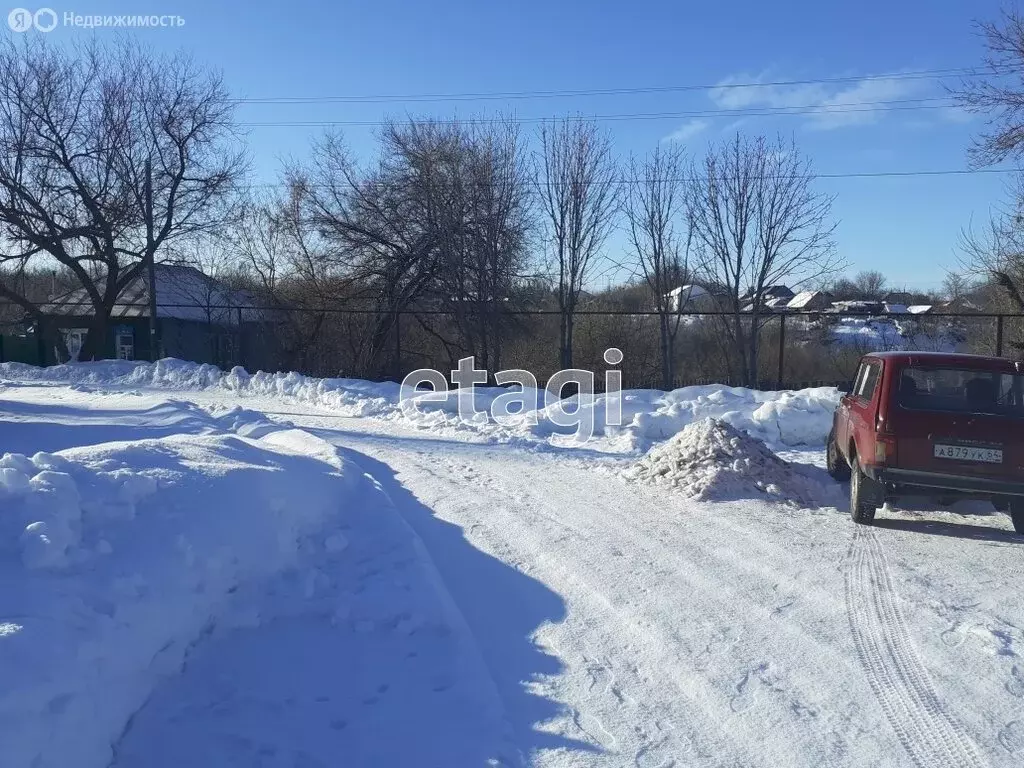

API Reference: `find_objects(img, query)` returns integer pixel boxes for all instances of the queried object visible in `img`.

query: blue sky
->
[6,0,1019,290]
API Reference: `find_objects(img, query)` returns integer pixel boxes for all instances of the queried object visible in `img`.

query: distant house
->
[741,284,794,303]
[38,264,270,367]
[787,290,834,311]
[938,298,981,313]
[665,284,721,312]
[830,300,886,315]
[883,291,914,305]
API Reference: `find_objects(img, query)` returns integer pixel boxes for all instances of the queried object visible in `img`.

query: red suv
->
[827,351,1024,533]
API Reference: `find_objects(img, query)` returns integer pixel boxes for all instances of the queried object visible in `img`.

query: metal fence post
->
[34,318,45,365]
[997,315,1005,357]
[236,306,243,369]
[394,310,402,379]
[777,313,786,389]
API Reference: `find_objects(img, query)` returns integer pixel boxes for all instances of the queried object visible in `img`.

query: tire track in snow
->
[845,526,987,768]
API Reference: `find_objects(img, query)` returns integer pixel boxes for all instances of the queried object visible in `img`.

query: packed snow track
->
[1,363,1022,768]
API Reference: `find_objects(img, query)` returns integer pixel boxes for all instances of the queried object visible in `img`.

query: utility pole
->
[145,158,159,361]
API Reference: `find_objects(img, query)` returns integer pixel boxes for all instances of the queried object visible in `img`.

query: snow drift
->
[627,417,832,505]
[0,428,361,768]
[0,358,842,450]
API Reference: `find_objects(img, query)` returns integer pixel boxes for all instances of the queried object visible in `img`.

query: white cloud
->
[809,76,924,130]
[708,71,928,131]
[709,72,828,111]
[662,118,709,143]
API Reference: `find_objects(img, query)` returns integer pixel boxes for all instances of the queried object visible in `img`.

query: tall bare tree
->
[624,145,691,388]
[0,37,245,360]
[956,10,1024,326]
[956,10,1024,166]
[686,134,839,386]
[536,118,619,369]
[426,120,532,374]
[853,270,887,300]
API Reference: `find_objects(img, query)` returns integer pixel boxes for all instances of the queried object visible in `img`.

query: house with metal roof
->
[34,264,269,366]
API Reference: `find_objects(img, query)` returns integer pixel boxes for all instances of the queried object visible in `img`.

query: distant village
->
[666,284,978,316]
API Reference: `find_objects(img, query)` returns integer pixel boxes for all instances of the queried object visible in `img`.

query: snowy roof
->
[43,264,264,324]
[830,300,885,314]
[742,284,793,300]
[884,304,909,314]
[907,305,933,315]
[667,284,710,300]
[786,290,832,309]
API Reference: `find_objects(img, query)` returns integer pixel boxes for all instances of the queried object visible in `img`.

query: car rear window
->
[897,367,1024,416]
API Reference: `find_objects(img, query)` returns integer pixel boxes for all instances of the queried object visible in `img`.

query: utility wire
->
[239,98,963,127]
[230,66,1006,105]
[238,167,1020,193]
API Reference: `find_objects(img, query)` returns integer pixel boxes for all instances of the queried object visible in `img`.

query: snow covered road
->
[2,374,1024,767]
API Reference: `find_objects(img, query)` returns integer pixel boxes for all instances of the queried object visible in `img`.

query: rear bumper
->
[867,466,1024,497]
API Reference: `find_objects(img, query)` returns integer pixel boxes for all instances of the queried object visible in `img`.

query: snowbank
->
[0,428,361,768]
[627,418,832,505]
[1,359,842,451]
[609,385,839,450]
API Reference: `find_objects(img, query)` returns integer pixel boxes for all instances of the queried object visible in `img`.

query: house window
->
[115,327,135,360]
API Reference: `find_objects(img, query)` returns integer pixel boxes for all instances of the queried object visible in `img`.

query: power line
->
[230,66,1000,106]
[240,167,1019,193]
[238,98,962,127]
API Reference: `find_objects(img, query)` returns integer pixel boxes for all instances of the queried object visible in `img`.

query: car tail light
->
[875,413,897,464]
[874,437,897,463]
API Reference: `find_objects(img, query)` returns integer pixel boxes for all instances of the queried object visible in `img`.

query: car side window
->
[855,362,881,402]
[851,363,867,397]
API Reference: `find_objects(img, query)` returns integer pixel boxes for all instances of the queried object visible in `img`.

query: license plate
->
[933,444,1003,463]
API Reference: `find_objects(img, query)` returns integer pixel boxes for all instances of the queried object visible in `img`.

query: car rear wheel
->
[850,455,881,525]
[826,429,850,481]
[1009,500,1024,535]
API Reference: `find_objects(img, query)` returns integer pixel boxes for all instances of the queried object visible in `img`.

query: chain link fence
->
[2,302,1022,391]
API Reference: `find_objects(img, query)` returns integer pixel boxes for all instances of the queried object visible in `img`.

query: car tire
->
[1009,500,1024,535]
[826,429,851,481]
[850,455,881,525]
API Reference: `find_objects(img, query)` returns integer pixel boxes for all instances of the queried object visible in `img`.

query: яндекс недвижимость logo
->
[7,8,184,31]
[7,7,57,32]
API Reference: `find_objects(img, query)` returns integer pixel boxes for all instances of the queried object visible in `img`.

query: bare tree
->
[960,211,1024,314]
[853,270,887,300]
[535,118,620,369]
[956,10,1024,165]
[463,121,532,373]
[686,134,839,386]
[294,125,444,377]
[0,37,244,361]
[942,271,973,303]
[624,144,691,388]
[425,120,532,375]
[230,189,353,374]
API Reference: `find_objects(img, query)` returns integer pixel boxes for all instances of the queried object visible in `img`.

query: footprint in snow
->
[729,664,771,714]
[634,722,693,768]
[1007,667,1024,698]
[941,623,969,649]
[573,711,618,751]
[999,721,1024,754]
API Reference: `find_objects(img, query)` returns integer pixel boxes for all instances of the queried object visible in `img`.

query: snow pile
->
[627,418,830,505]
[617,385,839,450]
[0,429,361,768]
[1,359,842,451]
[830,316,960,353]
